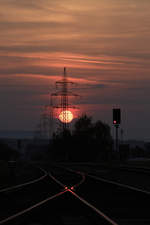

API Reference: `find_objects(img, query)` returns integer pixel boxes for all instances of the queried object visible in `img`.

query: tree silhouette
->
[70,114,112,161]
[74,114,92,134]
[0,141,19,161]
[51,114,113,162]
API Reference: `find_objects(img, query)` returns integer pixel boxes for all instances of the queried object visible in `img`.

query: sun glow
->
[59,110,73,123]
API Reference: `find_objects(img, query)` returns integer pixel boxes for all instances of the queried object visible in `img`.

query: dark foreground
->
[0,162,150,225]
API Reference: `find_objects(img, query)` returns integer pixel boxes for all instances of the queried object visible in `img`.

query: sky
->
[0,0,150,140]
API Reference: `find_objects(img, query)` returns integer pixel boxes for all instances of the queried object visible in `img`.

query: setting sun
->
[59,110,73,123]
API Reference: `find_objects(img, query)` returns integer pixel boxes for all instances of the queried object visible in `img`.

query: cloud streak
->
[0,0,150,139]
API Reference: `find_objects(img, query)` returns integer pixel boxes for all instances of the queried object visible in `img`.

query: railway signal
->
[113,108,121,125]
[113,108,121,154]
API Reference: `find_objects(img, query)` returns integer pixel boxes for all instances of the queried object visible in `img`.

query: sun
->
[59,110,73,123]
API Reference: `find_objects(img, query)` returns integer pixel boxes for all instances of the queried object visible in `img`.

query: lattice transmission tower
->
[51,67,79,132]
[35,68,80,139]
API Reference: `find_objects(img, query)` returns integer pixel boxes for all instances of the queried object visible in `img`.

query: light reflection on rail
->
[0,166,118,225]
[0,190,67,224]
[49,169,118,225]
[0,167,47,193]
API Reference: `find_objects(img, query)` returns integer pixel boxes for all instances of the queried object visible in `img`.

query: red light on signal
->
[113,120,117,124]
[65,186,68,190]
[71,187,74,190]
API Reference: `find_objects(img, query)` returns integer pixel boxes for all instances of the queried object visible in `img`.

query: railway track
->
[1,163,150,225]
[54,165,150,225]
[62,163,150,192]
[0,165,118,225]
[0,167,47,193]
[0,167,62,222]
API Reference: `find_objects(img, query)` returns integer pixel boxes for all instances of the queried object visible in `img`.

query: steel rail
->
[0,190,67,224]
[49,173,66,188]
[86,173,150,195]
[49,171,85,190]
[0,169,84,224]
[119,165,150,174]
[62,166,150,195]
[54,166,86,189]
[72,172,85,189]
[68,189,118,225]
[0,167,47,193]
[49,170,118,225]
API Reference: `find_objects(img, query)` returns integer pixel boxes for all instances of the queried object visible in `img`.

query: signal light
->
[113,108,121,125]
